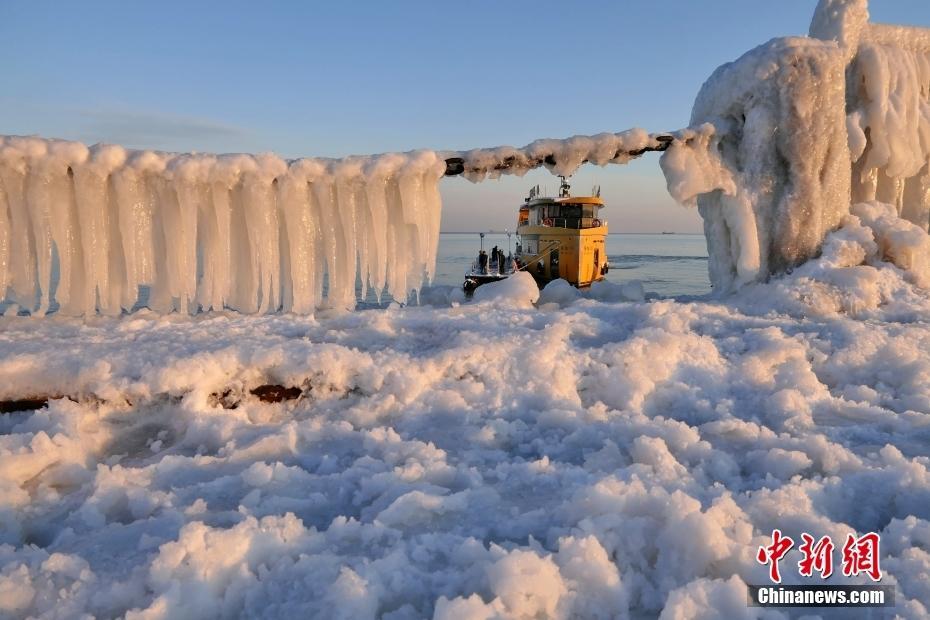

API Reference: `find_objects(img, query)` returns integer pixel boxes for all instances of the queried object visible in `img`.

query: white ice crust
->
[2,212,930,617]
[472,271,540,308]
[450,128,657,182]
[0,138,446,315]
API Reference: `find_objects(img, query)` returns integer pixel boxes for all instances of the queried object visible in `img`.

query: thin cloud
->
[75,107,250,151]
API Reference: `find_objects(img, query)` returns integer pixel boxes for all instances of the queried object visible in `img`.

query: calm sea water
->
[1,233,710,314]
[434,232,710,297]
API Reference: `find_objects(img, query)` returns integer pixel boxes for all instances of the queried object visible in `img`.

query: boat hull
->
[463,273,510,294]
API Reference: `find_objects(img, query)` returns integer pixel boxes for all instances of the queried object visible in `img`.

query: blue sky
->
[2,1,927,232]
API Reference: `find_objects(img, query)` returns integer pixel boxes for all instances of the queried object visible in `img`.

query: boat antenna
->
[558,175,571,198]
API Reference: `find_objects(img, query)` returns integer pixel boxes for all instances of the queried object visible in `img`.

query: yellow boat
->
[463,176,609,294]
[516,176,609,288]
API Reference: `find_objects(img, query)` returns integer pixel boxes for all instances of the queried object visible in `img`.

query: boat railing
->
[467,256,517,276]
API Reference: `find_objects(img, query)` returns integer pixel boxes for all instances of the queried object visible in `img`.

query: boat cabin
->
[515,178,609,288]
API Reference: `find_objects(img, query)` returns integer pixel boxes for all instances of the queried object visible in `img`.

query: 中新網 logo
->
[756,529,882,583]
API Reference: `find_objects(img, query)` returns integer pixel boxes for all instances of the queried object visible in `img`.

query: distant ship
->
[464,176,609,293]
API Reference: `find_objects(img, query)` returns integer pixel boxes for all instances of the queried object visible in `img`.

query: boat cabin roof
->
[556,196,604,206]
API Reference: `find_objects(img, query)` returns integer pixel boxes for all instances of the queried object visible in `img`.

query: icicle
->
[112,151,165,311]
[417,152,446,283]
[72,144,127,315]
[21,138,54,315]
[384,170,409,302]
[210,156,248,312]
[45,141,89,315]
[279,158,325,313]
[334,158,363,306]
[305,161,327,310]
[0,139,38,310]
[240,153,286,313]
[195,165,220,313]
[206,155,252,312]
[168,155,212,312]
[397,152,437,292]
[363,154,403,301]
[355,181,372,301]
[311,166,345,309]
[150,157,183,313]
[204,179,232,311]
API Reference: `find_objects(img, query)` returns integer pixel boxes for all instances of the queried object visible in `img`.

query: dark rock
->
[250,385,302,403]
[0,398,50,413]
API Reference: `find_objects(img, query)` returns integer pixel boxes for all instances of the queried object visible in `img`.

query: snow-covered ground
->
[2,208,930,619]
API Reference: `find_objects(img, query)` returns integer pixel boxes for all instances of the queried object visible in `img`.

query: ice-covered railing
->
[0,137,445,315]
[441,129,673,181]
[659,0,930,293]
[0,129,675,316]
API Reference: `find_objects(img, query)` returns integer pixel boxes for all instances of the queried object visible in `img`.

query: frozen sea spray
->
[0,139,445,315]
[661,0,930,294]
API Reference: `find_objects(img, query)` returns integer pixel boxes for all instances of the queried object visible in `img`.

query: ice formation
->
[0,137,445,314]
[2,214,930,616]
[471,271,540,308]
[444,128,671,182]
[0,126,682,316]
[660,0,930,293]
[0,128,673,316]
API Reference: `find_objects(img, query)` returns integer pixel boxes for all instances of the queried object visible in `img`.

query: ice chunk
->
[486,550,566,618]
[471,271,540,308]
[809,0,869,60]
[537,279,581,307]
[586,279,646,303]
[852,201,930,286]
